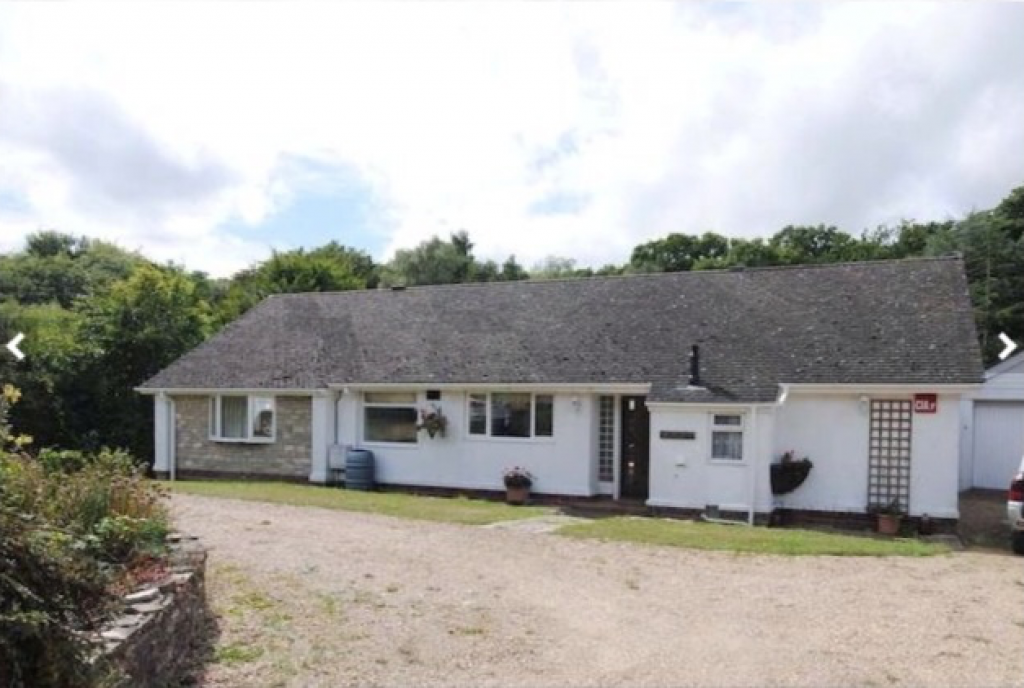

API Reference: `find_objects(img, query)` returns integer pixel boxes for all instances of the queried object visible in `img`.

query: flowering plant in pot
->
[871,498,905,536]
[416,405,448,438]
[502,466,533,505]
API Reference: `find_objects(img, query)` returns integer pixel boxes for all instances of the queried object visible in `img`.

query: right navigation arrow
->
[999,332,1019,361]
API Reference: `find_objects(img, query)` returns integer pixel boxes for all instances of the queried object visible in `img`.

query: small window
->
[535,395,553,437]
[210,395,275,442]
[364,392,418,444]
[711,414,743,461]
[468,393,487,435]
[467,393,555,439]
[251,397,275,438]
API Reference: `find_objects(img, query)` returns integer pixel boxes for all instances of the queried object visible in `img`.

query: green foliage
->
[76,264,212,458]
[925,209,1024,362]
[0,386,168,688]
[382,231,527,286]
[0,232,143,308]
[630,232,730,272]
[216,242,376,322]
[2,447,169,564]
[0,505,112,688]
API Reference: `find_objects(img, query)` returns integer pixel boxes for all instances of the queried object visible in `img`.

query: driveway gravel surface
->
[172,493,1024,687]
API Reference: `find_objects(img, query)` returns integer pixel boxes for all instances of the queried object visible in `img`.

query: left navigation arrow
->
[6,333,25,361]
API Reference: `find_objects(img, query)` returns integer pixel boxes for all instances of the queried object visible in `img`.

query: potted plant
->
[502,466,533,505]
[770,450,813,495]
[873,498,904,536]
[416,405,448,438]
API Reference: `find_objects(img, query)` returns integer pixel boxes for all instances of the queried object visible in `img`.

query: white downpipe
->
[168,397,177,481]
[748,404,758,526]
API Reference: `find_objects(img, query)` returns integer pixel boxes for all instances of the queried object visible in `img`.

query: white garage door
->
[973,402,1024,489]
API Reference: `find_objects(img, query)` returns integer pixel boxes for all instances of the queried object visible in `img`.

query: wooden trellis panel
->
[867,400,913,512]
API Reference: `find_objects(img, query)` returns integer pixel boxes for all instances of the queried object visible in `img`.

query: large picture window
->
[364,392,418,444]
[710,413,743,461]
[210,395,276,442]
[467,393,554,439]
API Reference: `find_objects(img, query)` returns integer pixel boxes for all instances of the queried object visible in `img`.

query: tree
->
[383,234,475,286]
[24,231,85,258]
[499,255,529,281]
[215,243,376,323]
[993,185,1024,241]
[629,232,730,272]
[0,234,143,309]
[926,209,1024,364]
[77,265,213,459]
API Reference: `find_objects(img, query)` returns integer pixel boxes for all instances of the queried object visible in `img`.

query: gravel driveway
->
[172,493,1024,687]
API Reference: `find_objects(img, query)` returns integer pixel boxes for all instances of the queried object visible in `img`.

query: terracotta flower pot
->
[877,514,902,536]
[506,486,530,505]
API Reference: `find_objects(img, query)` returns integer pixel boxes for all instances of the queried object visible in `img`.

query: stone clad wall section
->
[174,395,312,478]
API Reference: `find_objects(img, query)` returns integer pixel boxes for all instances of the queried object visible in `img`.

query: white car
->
[1010,455,1024,555]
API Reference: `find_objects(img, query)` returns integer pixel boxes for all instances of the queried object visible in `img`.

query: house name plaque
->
[660,430,696,440]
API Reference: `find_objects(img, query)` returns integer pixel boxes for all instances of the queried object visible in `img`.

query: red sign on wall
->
[913,394,938,414]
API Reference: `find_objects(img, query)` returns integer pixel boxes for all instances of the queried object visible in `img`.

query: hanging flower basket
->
[770,451,813,495]
[416,405,448,438]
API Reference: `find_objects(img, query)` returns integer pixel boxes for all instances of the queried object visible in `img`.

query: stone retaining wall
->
[98,535,208,687]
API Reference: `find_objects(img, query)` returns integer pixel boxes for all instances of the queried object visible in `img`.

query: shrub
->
[0,385,171,686]
[0,501,112,687]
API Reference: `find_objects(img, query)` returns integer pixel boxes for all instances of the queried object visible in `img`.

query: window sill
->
[361,441,420,449]
[464,435,556,444]
[708,458,747,466]
[210,437,276,445]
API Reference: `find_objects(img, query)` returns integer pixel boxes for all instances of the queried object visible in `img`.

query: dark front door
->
[620,396,650,500]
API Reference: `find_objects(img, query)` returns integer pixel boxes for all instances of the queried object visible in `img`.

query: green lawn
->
[165,480,551,525]
[558,516,949,556]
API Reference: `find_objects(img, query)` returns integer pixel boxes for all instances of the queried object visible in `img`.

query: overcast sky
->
[0,2,1021,277]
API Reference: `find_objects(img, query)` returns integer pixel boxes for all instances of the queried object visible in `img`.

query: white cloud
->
[0,1,1021,276]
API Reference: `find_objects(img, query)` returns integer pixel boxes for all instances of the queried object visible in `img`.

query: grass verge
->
[165,480,551,525]
[557,516,949,556]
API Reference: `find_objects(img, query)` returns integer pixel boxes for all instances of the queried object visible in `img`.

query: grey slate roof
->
[141,257,984,403]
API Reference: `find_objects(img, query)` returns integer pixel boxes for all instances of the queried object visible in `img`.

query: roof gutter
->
[328,382,653,394]
[778,383,980,395]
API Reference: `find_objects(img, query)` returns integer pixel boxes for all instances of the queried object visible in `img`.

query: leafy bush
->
[0,384,171,686]
[2,448,168,563]
[0,506,112,688]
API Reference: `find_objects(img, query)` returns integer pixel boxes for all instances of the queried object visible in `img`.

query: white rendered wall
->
[909,395,961,518]
[336,390,599,496]
[647,405,775,513]
[773,393,960,518]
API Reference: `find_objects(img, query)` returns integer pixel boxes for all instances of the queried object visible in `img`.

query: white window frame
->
[362,392,420,446]
[466,392,555,441]
[209,394,276,443]
[708,413,744,463]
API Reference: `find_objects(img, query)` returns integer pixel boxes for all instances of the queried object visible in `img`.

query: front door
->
[620,396,650,500]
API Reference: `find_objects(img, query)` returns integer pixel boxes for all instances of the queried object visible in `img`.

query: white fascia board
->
[135,387,331,397]
[779,383,981,395]
[645,401,776,410]
[328,382,652,394]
